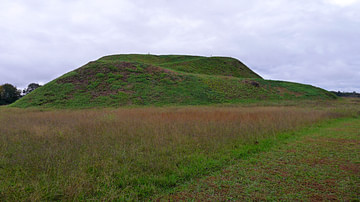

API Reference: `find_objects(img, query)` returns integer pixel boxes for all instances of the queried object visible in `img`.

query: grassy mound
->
[12,54,336,108]
[99,54,262,79]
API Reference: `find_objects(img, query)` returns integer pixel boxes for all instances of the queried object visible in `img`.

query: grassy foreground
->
[0,105,345,201]
[1,99,359,200]
[161,117,360,201]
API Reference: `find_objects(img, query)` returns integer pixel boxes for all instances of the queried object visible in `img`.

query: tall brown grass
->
[0,106,345,200]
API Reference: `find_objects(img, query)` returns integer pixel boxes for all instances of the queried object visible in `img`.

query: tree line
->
[0,83,41,105]
[331,91,360,98]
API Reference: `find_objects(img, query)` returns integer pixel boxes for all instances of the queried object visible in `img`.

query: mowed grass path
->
[161,118,360,201]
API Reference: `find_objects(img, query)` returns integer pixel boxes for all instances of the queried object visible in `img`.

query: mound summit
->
[12,54,336,108]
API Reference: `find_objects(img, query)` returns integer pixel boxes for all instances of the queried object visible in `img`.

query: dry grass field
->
[0,99,359,200]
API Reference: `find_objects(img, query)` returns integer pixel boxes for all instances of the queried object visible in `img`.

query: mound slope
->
[12,54,336,108]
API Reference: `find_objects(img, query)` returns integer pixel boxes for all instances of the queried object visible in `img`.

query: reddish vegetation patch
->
[266,167,290,177]
[301,179,336,193]
[242,80,260,87]
[56,61,181,99]
[303,157,335,167]
[286,149,297,153]
[322,137,360,144]
[276,87,303,97]
[309,193,338,202]
[339,162,360,174]
[57,62,137,97]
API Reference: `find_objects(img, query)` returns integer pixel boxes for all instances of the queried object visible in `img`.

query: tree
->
[0,83,21,105]
[0,85,3,105]
[23,83,41,95]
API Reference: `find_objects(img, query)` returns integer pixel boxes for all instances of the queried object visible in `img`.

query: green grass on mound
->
[99,54,262,78]
[11,54,336,108]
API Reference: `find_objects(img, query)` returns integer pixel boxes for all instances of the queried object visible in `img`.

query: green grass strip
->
[159,117,360,200]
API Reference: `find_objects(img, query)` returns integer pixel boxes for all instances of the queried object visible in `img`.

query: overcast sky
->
[1,0,359,92]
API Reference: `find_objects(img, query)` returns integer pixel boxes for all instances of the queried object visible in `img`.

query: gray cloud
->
[0,0,359,92]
